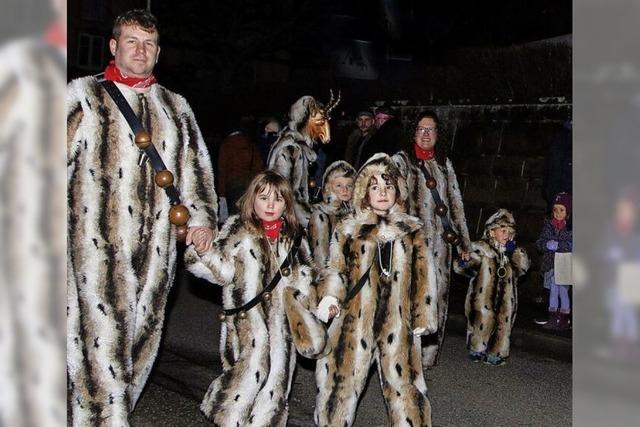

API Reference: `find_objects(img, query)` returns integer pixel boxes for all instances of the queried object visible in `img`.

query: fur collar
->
[342,209,422,242]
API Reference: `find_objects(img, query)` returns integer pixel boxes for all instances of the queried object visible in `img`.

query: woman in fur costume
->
[185,171,328,427]
[393,110,471,370]
[314,153,438,427]
[308,160,356,269]
[454,209,530,366]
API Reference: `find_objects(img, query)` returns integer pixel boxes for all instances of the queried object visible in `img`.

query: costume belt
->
[418,163,461,246]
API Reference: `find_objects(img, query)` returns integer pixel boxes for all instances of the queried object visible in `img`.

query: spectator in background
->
[357,105,405,168]
[257,118,281,165]
[217,127,264,217]
[344,110,375,167]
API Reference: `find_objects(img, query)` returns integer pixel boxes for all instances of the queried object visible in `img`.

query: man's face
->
[109,24,160,78]
[356,115,373,133]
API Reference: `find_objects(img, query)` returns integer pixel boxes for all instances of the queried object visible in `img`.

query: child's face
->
[490,226,511,245]
[367,174,397,214]
[253,185,286,222]
[552,204,567,221]
[329,176,354,202]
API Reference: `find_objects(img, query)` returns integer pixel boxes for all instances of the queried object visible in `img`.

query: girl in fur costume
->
[308,160,356,269]
[454,209,530,366]
[314,153,437,427]
[185,171,328,427]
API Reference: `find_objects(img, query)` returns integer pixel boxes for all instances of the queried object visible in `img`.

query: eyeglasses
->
[416,126,437,135]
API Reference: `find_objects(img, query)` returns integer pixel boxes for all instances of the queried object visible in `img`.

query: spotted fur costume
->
[454,209,530,359]
[185,216,328,427]
[315,153,437,427]
[267,96,320,228]
[67,77,218,425]
[308,160,356,269]
[393,150,471,369]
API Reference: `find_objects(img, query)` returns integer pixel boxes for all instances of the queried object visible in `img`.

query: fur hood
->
[287,95,320,146]
[353,153,409,216]
[321,160,356,204]
[483,209,516,240]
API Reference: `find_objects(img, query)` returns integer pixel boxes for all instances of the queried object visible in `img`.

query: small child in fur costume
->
[308,160,356,269]
[314,153,437,427]
[454,209,530,366]
[185,171,328,427]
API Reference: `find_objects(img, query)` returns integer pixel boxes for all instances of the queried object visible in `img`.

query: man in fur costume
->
[308,160,356,269]
[393,110,471,370]
[454,209,530,366]
[267,93,340,228]
[314,153,438,427]
[67,10,218,425]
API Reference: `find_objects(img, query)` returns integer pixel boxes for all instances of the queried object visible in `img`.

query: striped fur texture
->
[185,216,327,427]
[393,150,471,369]
[454,238,530,358]
[308,161,355,269]
[67,77,217,426]
[315,154,437,427]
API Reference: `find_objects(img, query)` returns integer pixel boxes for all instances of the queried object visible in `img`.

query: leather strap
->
[344,264,373,304]
[418,163,458,241]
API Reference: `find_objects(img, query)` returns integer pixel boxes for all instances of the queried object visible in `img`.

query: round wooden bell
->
[281,267,291,277]
[308,178,317,189]
[426,178,437,189]
[442,229,459,245]
[263,291,271,302]
[169,204,190,226]
[238,311,247,319]
[155,170,174,188]
[435,204,448,217]
[134,131,152,150]
[218,313,227,321]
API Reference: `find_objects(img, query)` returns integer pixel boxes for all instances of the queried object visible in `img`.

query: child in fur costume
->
[535,192,573,330]
[314,153,437,427]
[308,160,356,269]
[185,171,328,427]
[454,209,530,366]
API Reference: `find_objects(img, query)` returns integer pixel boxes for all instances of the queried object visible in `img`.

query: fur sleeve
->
[445,158,471,252]
[510,247,530,279]
[308,209,330,270]
[175,93,218,229]
[453,241,484,277]
[411,229,438,333]
[66,80,85,165]
[316,225,349,303]
[184,216,240,284]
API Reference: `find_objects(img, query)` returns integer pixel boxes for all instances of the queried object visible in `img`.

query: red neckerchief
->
[104,60,157,88]
[262,219,284,241]
[414,144,435,161]
[45,21,66,48]
[551,218,566,231]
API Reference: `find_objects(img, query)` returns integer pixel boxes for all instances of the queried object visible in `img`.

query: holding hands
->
[187,226,215,256]
[317,296,340,323]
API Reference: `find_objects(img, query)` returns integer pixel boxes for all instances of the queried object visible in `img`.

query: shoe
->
[534,317,548,325]
[468,351,485,362]
[543,309,560,330]
[557,312,571,330]
[484,353,506,366]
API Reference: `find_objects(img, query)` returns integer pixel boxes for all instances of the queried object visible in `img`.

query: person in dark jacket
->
[356,106,404,169]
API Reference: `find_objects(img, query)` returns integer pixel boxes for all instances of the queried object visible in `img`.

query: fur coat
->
[185,216,328,427]
[315,154,437,427]
[393,150,471,369]
[454,210,530,358]
[67,76,218,426]
[308,161,355,269]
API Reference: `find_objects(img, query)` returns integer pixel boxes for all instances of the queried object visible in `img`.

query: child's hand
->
[459,250,471,261]
[546,240,559,251]
[413,327,426,336]
[187,226,215,256]
[505,240,516,253]
[317,296,340,323]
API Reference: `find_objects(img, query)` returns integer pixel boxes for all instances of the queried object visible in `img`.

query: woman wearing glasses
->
[393,110,472,371]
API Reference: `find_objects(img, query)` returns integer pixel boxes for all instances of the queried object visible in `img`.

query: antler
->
[325,89,341,116]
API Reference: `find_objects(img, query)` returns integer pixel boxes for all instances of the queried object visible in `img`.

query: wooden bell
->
[435,204,448,217]
[308,178,317,189]
[238,311,247,319]
[169,204,190,226]
[281,267,291,277]
[442,229,459,245]
[134,131,152,150]
[426,177,437,189]
[175,224,188,242]
[263,291,272,302]
[218,313,227,321]
[155,170,174,188]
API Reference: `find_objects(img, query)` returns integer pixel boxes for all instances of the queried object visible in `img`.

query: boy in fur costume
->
[185,171,328,427]
[454,209,530,366]
[67,10,217,426]
[393,110,471,370]
[314,153,437,427]
[308,160,356,269]
[267,93,339,228]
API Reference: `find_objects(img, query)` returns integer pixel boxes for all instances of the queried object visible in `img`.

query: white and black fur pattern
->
[454,212,529,358]
[393,150,471,369]
[315,153,437,427]
[185,216,327,427]
[308,161,355,269]
[67,76,217,426]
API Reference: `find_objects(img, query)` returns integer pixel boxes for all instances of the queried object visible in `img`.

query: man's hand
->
[186,226,215,256]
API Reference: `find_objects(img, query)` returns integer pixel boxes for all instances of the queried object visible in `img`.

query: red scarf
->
[414,144,435,161]
[262,219,284,241]
[45,21,66,48]
[551,218,566,231]
[104,60,157,88]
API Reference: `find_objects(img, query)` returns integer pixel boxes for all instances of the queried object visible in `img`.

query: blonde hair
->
[238,171,300,238]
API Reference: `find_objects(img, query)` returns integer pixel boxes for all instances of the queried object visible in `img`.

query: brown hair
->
[410,110,447,166]
[238,171,300,238]
[112,9,159,41]
[361,173,399,210]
